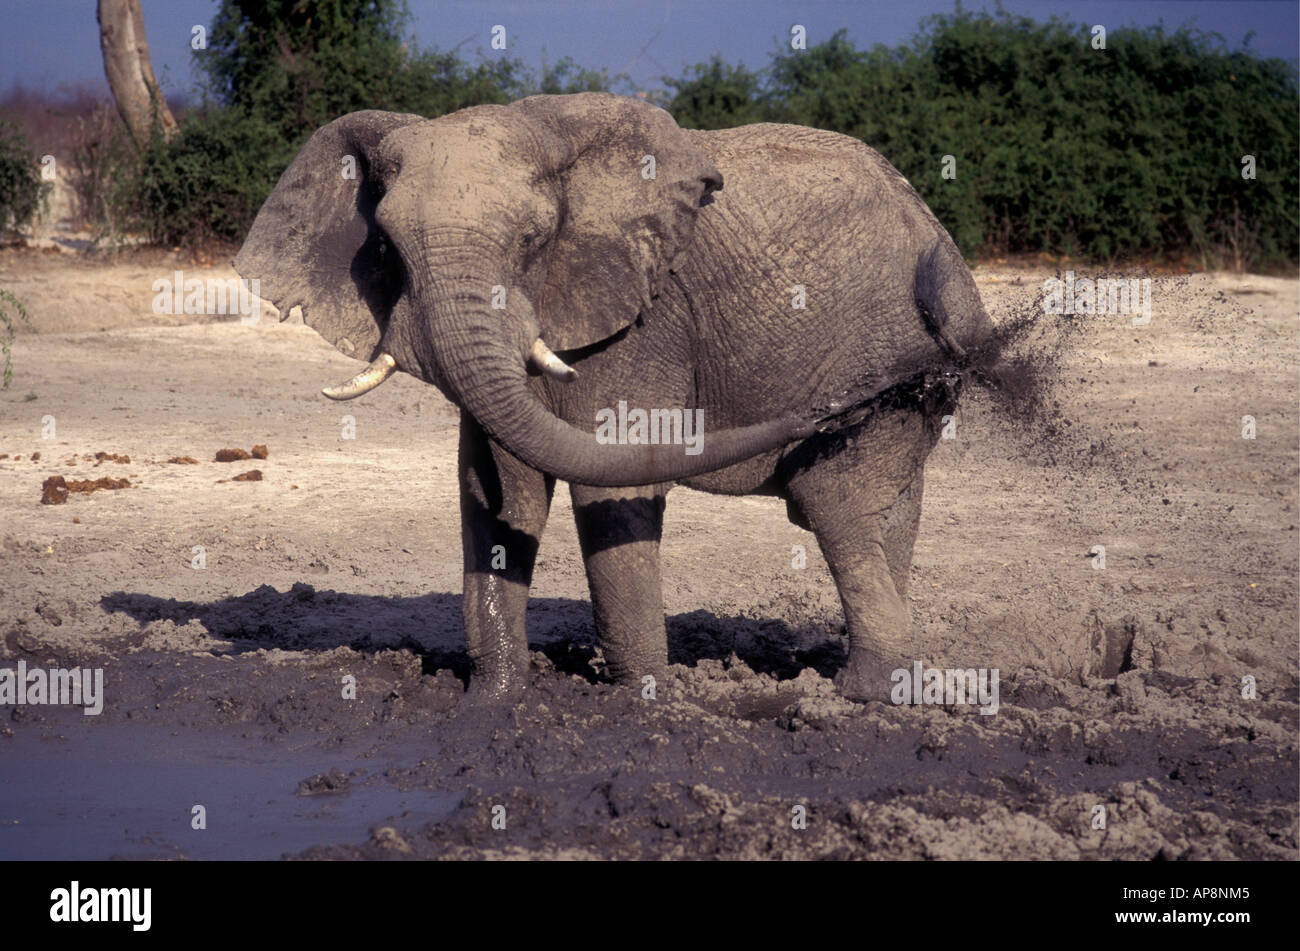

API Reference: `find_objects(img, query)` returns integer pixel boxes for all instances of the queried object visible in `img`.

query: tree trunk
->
[97,0,178,146]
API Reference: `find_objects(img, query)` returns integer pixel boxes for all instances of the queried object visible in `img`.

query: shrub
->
[0,287,32,388]
[663,57,767,129]
[120,0,542,248]
[122,106,283,248]
[0,121,48,234]
[101,1,1297,268]
[753,13,1299,268]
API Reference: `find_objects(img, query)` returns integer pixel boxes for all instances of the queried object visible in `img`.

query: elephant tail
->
[914,241,991,366]
[913,240,1004,390]
[812,240,1002,434]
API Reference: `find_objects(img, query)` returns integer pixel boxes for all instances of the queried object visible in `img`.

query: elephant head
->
[236,93,819,486]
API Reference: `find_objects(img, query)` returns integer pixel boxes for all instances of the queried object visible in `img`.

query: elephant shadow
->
[99,586,844,686]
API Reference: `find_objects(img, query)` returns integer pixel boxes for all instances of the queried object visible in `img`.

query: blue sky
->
[2,0,1296,99]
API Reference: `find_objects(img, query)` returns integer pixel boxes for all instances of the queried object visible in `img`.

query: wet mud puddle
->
[0,724,458,859]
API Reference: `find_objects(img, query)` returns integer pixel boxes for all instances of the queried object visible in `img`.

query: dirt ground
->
[1,247,1296,860]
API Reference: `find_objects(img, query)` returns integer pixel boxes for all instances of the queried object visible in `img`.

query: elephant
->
[234,92,997,703]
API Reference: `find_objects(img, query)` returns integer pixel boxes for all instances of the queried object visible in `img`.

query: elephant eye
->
[518,204,556,256]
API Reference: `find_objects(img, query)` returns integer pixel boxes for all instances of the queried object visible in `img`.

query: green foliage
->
[537,56,616,95]
[0,121,48,234]
[109,2,1296,268]
[123,107,284,247]
[0,287,32,389]
[118,0,533,248]
[746,13,1298,267]
[392,49,529,115]
[204,0,421,141]
[663,57,766,129]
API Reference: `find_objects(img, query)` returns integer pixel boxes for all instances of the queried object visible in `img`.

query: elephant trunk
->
[425,280,813,488]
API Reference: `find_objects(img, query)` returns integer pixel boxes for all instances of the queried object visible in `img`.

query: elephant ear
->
[234,110,425,360]
[514,93,723,353]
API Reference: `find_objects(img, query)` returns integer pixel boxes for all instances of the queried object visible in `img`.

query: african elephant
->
[234,92,996,703]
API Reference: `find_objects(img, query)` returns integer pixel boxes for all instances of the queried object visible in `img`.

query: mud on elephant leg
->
[881,471,925,602]
[786,468,922,703]
[820,520,913,702]
[459,412,554,700]
[570,483,670,685]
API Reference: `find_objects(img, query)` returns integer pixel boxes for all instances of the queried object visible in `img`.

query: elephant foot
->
[604,654,667,692]
[833,650,904,704]
[463,678,523,707]
[464,657,528,705]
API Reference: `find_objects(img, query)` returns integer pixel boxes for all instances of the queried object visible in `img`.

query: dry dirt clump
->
[167,456,199,464]
[39,477,64,504]
[215,445,268,461]
[93,451,130,465]
[40,475,132,504]
[218,469,263,483]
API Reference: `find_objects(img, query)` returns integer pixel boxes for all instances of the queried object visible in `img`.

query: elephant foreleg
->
[459,411,554,700]
[570,483,669,684]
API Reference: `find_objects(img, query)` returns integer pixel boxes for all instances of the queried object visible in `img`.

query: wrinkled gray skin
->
[235,93,994,702]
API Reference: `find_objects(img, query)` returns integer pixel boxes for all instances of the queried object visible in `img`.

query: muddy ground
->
[0,248,1296,860]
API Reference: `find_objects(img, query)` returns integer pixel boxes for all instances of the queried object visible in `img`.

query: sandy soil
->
[1,247,1296,860]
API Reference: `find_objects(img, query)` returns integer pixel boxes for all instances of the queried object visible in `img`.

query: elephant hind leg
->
[570,483,669,684]
[880,471,924,601]
[783,426,931,702]
[807,510,913,702]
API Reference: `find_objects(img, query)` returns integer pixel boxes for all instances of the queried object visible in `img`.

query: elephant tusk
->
[528,338,578,383]
[322,353,397,400]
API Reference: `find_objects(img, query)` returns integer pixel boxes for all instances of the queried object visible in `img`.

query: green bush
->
[110,2,1297,268]
[663,12,1297,269]
[1,287,32,388]
[0,121,47,234]
[119,0,554,248]
[663,57,767,129]
[891,11,1299,268]
[537,56,616,96]
[122,107,283,247]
